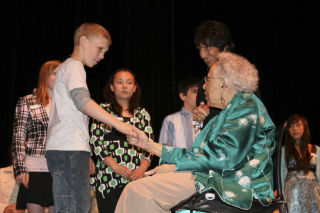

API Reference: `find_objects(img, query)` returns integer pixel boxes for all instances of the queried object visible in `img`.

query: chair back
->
[171,123,288,213]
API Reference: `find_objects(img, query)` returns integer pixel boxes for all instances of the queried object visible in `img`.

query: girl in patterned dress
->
[90,68,154,213]
[283,114,320,213]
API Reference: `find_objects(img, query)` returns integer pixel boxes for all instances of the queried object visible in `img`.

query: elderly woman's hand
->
[127,128,149,150]
[193,102,209,123]
[144,164,176,176]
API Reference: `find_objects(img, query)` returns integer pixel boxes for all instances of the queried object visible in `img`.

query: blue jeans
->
[46,151,91,213]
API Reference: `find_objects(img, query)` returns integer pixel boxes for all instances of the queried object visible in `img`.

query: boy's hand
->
[117,123,139,138]
[127,125,139,138]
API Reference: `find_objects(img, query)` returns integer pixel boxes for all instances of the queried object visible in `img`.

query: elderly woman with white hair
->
[115,52,276,213]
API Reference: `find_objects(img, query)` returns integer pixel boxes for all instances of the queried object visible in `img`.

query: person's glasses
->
[205,76,223,82]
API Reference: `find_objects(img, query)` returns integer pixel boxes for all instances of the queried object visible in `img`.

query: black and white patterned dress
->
[90,103,154,198]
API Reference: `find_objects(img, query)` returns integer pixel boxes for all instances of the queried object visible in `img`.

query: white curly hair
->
[215,52,259,92]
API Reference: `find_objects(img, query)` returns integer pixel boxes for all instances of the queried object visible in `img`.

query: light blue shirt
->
[158,107,198,148]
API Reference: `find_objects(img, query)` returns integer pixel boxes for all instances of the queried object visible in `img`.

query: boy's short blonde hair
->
[74,22,112,46]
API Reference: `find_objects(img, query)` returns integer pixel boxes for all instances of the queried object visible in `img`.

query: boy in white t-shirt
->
[45,22,136,213]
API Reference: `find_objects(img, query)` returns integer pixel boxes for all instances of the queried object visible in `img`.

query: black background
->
[1,0,319,167]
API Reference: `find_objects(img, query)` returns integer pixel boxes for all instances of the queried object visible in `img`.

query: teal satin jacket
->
[160,92,275,210]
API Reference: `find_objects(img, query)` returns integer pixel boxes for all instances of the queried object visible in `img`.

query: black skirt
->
[16,172,53,209]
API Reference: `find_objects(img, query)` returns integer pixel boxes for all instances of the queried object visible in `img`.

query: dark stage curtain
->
[1,0,319,167]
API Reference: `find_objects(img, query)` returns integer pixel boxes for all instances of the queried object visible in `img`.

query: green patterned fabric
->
[90,103,154,198]
[161,92,275,210]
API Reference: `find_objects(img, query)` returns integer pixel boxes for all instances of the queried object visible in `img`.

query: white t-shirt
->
[45,58,91,152]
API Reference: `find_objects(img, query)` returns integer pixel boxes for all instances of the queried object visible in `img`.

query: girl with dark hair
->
[282,114,320,212]
[90,68,154,213]
[12,60,61,213]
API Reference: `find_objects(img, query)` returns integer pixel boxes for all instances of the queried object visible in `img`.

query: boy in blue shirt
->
[159,77,199,148]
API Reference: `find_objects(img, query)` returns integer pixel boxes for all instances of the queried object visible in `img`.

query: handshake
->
[125,124,163,160]
[126,126,149,150]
